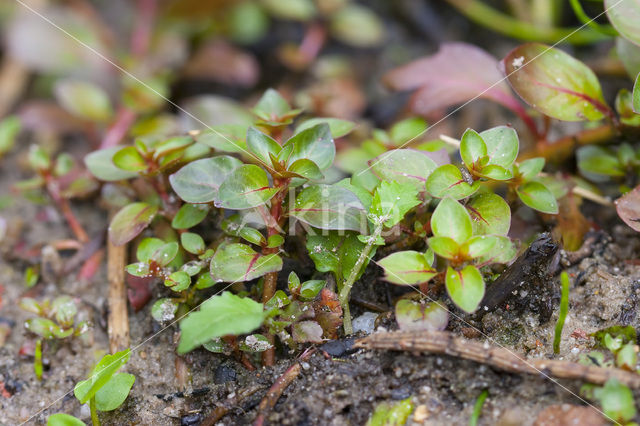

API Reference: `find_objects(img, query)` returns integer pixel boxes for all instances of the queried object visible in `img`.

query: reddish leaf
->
[616,186,640,232]
[182,40,259,87]
[126,274,154,311]
[383,43,522,116]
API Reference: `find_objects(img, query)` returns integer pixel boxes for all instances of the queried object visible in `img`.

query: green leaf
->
[290,184,367,232]
[445,266,484,313]
[210,243,282,282]
[181,232,205,254]
[239,334,272,352]
[94,372,135,411]
[253,88,292,118]
[477,236,516,264]
[577,146,624,177]
[389,117,428,146]
[330,3,385,47]
[28,144,50,171]
[147,241,178,267]
[47,413,86,426]
[177,292,265,354]
[378,251,437,285]
[74,349,131,404]
[52,296,77,327]
[370,149,437,192]
[151,298,179,322]
[171,203,209,229]
[300,280,325,300]
[165,271,190,291]
[294,118,355,138]
[169,156,243,204]
[395,299,448,332]
[25,318,71,339]
[478,164,513,181]
[109,202,158,246]
[460,235,500,259]
[501,43,608,121]
[54,80,113,122]
[594,379,636,423]
[112,146,147,172]
[282,123,335,170]
[427,236,460,260]
[196,124,248,154]
[633,71,640,114]
[479,126,519,168]
[426,164,480,200]
[605,0,640,46]
[366,398,414,426]
[370,181,420,228]
[516,181,559,214]
[0,115,20,156]
[84,147,138,181]
[287,158,324,180]
[466,193,511,235]
[246,127,281,166]
[136,238,164,263]
[460,129,487,168]
[431,198,472,243]
[306,231,372,282]
[218,165,279,209]
[261,0,315,21]
[517,157,545,181]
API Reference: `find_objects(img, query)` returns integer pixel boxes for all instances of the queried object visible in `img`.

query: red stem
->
[131,0,157,56]
[100,107,137,149]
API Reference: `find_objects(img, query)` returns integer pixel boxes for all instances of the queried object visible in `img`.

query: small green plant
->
[19,296,90,380]
[553,271,570,354]
[469,389,489,426]
[46,349,134,426]
[579,325,639,424]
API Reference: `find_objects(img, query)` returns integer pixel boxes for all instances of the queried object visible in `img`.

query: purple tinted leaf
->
[384,42,521,116]
[616,186,640,232]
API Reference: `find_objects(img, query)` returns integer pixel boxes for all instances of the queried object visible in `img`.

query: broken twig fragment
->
[355,330,640,388]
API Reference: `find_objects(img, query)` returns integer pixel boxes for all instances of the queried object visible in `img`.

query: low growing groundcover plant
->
[4,0,640,423]
[80,88,561,360]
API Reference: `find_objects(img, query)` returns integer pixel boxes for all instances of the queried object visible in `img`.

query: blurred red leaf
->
[383,42,522,116]
[616,186,640,232]
[183,40,259,87]
[19,101,88,134]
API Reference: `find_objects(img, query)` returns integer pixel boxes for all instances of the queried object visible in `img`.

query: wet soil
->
[3,147,640,426]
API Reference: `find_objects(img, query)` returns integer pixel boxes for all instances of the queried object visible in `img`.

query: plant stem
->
[90,397,100,426]
[44,174,89,243]
[261,180,288,366]
[34,339,43,380]
[553,271,570,354]
[444,0,610,45]
[338,223,383,335]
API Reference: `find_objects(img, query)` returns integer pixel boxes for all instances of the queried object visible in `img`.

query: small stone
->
[413,405,428,422]
[534,404,606,426]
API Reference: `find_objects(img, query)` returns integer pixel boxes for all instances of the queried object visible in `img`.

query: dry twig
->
[355,330,640,388]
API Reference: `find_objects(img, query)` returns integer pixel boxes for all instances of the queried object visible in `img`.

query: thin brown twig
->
[253,363,303,426]
[355,330,640,388]
[107,220,129,353]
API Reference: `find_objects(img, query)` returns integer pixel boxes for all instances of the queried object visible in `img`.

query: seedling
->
[19,296,90,380]
[47,349,135,426]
